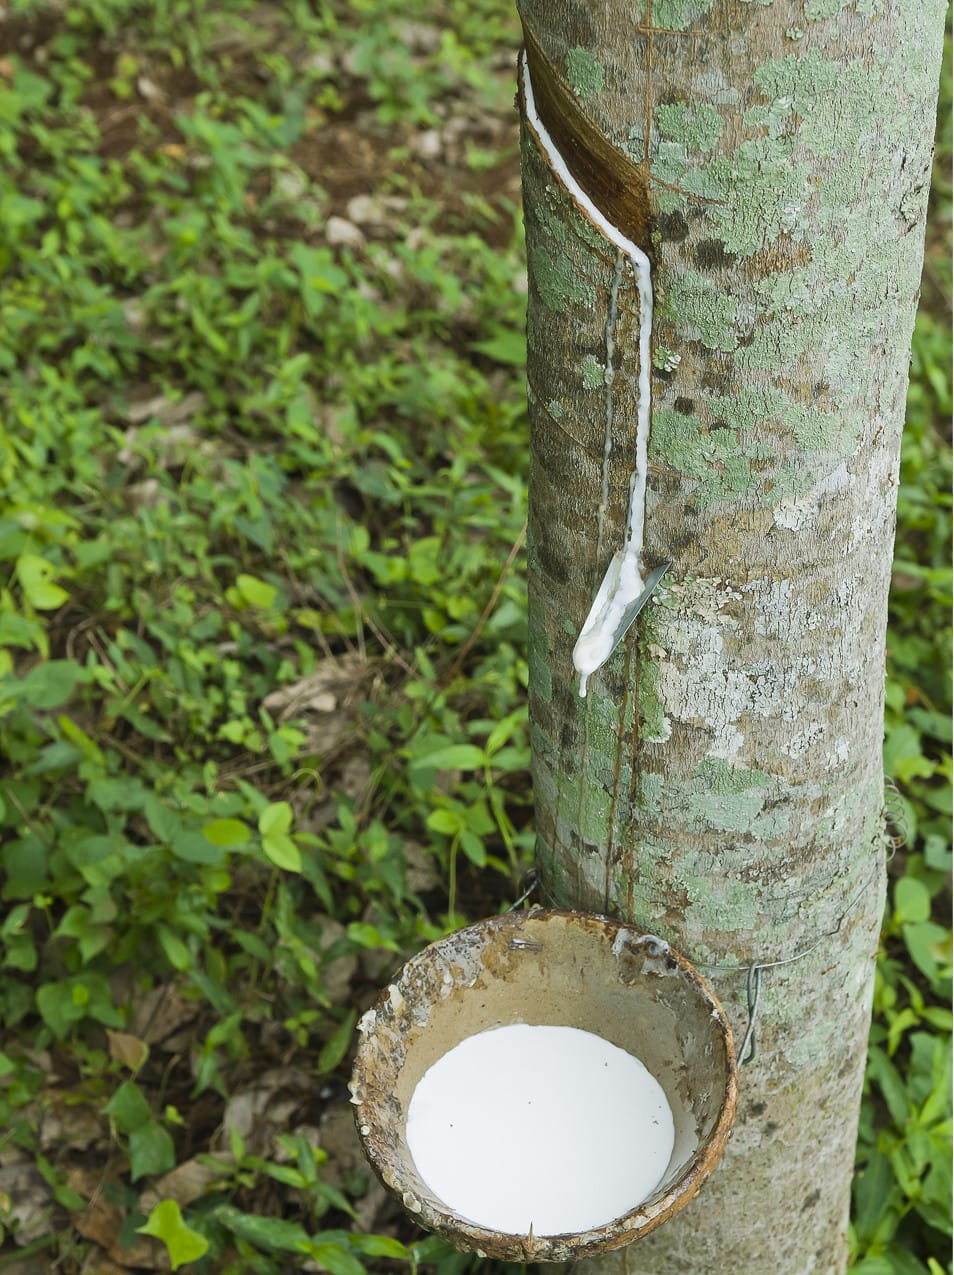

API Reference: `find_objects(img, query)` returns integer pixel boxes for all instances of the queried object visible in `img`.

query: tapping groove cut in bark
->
[520,25,652,248]
[519,50,657,698]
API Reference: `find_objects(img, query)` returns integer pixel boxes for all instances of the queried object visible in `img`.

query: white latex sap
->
[520,52,656,699]
[405,1024,675,1236]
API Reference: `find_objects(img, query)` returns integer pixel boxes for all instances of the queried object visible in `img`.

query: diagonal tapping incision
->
[519,49,658,699]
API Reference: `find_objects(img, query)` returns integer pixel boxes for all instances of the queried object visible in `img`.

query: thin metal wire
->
[883,775,910,859]
[737,965,761,1066]
[703,858,883,1066]
[507,870,539,911]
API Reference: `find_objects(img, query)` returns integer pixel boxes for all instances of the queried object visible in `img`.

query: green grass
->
[0,2,949,1272]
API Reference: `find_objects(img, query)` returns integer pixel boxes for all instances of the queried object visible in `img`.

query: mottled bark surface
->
[518,1,944,1272]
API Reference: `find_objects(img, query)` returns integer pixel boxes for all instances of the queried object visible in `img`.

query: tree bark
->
[518,2,944,1272]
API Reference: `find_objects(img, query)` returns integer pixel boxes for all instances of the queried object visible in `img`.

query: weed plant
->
[0,1,949,1272]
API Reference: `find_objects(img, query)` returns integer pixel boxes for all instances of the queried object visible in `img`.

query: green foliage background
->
[0,1,949,1272]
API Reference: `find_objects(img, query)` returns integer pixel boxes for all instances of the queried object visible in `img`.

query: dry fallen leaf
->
[315,917,359,1003]
[1,1256,57,1275]
[38,1094,102,1151]
[0,1157,57,1247]
[107,1031,150,1073]
[107,1231,171,1272]
[79,1251,131,1275]
[316,1109,395,1232]
[262,656,368,758]
[66,1167,103,1199]
[71,1194,123,1250]
[138,1157,226,1214]
[403,840,441,894]
[125,389,206,427]
[131,982,200,1047]
[220,1067,317,1154]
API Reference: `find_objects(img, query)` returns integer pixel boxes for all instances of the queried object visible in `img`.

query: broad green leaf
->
[867,1047,909,1127]
[318,1009,357,1074]
[849,1259,898,1275]
[469,329,526,366]
[144,794,181,845]
[23,739,84,774]
[1,902,30,937]
[87,776,149,813]
[411,1237,456,1264]
[485,707,528,754]
[884,1243,935,1275]
[308,1243,366,1275]
[215,1205,311,1252]
[259,801,293,837]
[2,835,49,898]
[54,903,111,963]
[923,834,952,871]
[17,660,80,708]
[105,1080,152,1134]
[38,1155,86,1211]
[883,723,936,782]
[426,808,461,835]
[262,830,302,872]
[38,971,122,1035]
[410,744,486,772]
[233,930,272,963]
[921,1006,953,1032]
[346,922,399,952]
[262,1163,308,1188]
[157,924,191,972]
[129,1120,176,1180]
[459,831,486,866]
[36,980,87,1039]
[202,818,250,847]
[894,876,931,925]
[919,1155,953,1230]
[318,1182,356,1217]
[234,573,278,609]
[350,1234,409,1258]
[137,1200,209,1270]
[170,831,226,865]
[902,920,949,984]
[3,933,36,971]
[853,1149,894,1240]
[914,1034,952,1123]
[886,1007,919,1056]
[886,1143,921,1199]
[16,554,69,609]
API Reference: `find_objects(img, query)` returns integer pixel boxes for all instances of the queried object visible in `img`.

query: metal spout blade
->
[606,561,671,660]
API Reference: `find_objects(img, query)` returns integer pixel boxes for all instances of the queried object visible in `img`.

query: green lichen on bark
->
[655,101,723,152]
[529,245,591,311]
[659,271,738,350]
[650,408,754,501]
[649,0,719,30]
[581,353,606,389]
[565,45,604,98]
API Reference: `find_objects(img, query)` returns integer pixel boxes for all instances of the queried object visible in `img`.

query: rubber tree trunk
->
[518,2,944,1272]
